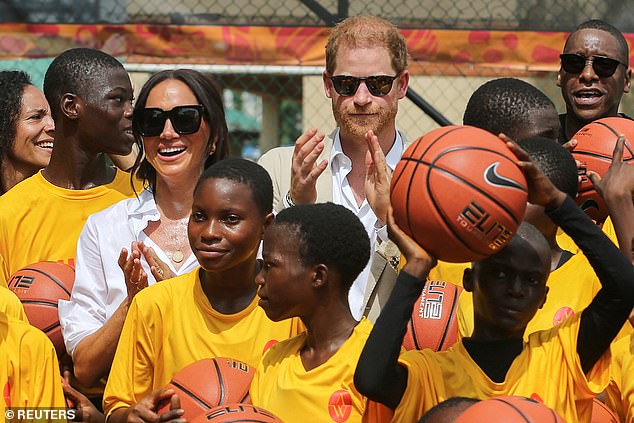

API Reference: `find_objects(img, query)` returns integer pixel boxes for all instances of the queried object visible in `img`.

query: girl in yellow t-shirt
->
[104,158,303,423]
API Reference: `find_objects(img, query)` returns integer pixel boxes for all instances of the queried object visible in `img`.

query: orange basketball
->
[8,261,75,356]
[159,357,254,421]
[454,396,566,422]
[591,398,619,423]
[571,117,634,223]
[390,126,527,263]
[192,404,283,423]
[403,280,462,351]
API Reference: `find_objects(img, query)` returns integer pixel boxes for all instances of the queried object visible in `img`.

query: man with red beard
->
[557,19,632,142]
[259,15,410,322]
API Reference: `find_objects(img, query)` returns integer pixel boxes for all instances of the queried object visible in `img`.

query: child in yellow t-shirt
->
[104,158,303,423]
[458,137,603,339]
[0,48,138,285]
[251,202,391,422]
[355,141,634,423]
[0,313,66,419]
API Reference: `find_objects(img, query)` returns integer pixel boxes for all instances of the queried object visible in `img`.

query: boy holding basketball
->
[457,136,607,338]
[251,202,393,422]
[354,142,634,422]
[103,159,303,423]
[0,48,137,285]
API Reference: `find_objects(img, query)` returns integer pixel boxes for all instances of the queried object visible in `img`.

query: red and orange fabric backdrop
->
[0,24,632,75]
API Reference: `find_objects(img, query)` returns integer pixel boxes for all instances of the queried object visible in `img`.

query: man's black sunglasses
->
[328,74,400,97]
[560,53,628,78]
[135,105,204,137]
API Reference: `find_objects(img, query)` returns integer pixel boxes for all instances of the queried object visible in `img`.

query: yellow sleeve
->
[393,351,444,422]
[13,327,65,409]
[602,217,618,245]
[103,298,155,416]
[0,288,28,323]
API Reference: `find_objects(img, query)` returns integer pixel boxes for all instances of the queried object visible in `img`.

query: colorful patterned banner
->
[0,24,632,75]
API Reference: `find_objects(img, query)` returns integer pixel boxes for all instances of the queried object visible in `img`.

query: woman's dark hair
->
[130,69,229,191]
[0,71,32,169]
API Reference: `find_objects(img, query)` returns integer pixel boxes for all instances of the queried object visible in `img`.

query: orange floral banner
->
[0,24,632,75]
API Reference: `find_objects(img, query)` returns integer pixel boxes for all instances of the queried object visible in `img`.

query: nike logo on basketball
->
[484,163,525,190]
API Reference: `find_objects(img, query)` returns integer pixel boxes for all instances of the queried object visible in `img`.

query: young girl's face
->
[188,177,267,272]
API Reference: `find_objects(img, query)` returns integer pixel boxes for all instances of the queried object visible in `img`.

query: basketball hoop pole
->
[406,88,453,127]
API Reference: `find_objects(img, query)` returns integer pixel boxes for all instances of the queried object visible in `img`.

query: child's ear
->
[312,264,328,289]
[463,268,474,292]
[260,213,274,237]
[538,286,550,309]
[61,93,80,120]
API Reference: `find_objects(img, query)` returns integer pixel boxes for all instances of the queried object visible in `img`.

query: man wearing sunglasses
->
[259,15,409,322]
[557,19,632,142]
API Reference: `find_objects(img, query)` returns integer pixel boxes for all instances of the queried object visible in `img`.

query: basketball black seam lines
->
[595,121,634,157]
[401,144,524,257]
[20,266,72,297]
[239,391,250,403]
[437,286,459,350]
[422,164,483,257]
[19,299,59,307]
[407,149,524,226]
[572,150,634,161]
[493,398,531,422]
[408,317,421,350]
[170,380,213,409]
[213,359,226,405]
[400,127,465,241]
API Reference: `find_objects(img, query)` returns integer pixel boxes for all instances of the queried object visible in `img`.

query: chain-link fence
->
[0,0,633,157]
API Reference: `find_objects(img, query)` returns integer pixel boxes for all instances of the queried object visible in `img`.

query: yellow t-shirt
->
[103,268,304,416]
[425,231,580,290]
[0,314,66,419]
[428,261,470,287]
[457,251,602,339]
[394,313,609,423]
[602,216,619,245]
[251,318,389,423]
[0,169,135,284]
[605,334,633,422]
[0,288,27,323]
[555,228,580,255]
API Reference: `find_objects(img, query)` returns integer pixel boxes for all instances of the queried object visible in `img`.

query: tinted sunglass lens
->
[173,107,202,134]
[333,77,360,96]
[367,76,395,96]
[593,57,620,77]
[141,109,166,136]
[561,55,585,74]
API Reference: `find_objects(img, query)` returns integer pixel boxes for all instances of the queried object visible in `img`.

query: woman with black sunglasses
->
[59,69,229,390]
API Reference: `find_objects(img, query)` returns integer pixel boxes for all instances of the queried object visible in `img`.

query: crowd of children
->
[0,13,633,423]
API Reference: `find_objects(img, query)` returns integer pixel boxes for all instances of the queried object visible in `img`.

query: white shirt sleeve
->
[58,214,112,357]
